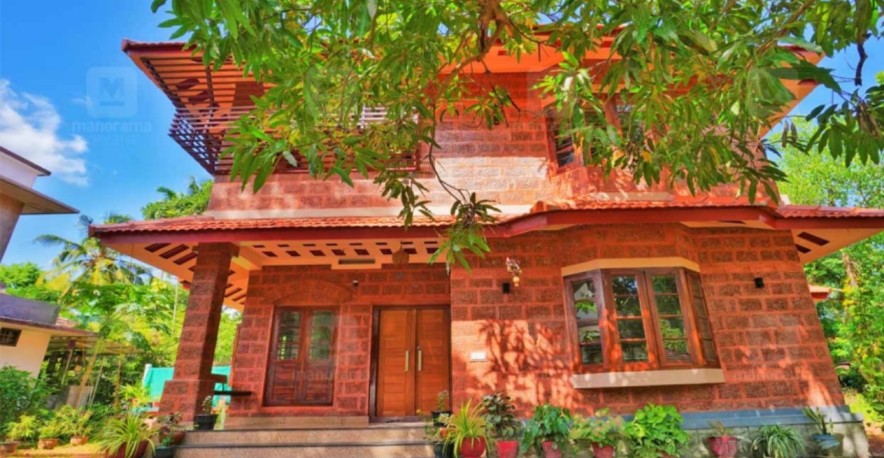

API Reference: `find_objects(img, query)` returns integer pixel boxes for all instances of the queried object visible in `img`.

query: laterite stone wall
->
[448,224,843,417]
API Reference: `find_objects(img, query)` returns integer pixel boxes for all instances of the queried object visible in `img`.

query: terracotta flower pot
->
[496,439,519,458]
[38,438,59,450]
[70,435,89,446]
[592,443,616,458]
[460,437,486,458]
[0,442,19,454]
[106,440,149,458]
[171,430,186,445]
[708,435,739,458]
[541,440,562,458]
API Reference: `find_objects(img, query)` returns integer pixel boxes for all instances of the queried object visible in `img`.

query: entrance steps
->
[176,423,434,458]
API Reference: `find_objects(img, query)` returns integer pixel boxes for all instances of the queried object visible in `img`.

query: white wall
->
[0,327,51,376]
[0,154,40,187]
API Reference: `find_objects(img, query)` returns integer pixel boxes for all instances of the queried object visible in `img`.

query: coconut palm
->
[141,177,212,219]
[35,214,150,295]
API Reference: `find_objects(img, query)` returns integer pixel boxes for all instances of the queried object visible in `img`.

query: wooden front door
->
[265,307,337,406]
[374,307,450,418]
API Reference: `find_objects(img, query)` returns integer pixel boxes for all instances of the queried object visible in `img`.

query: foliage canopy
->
[153,0,884,265]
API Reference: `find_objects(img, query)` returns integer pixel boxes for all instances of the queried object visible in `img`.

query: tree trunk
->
[74,340,103,407]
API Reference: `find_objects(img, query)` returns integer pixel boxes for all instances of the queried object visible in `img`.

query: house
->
[0,146,77,261]
[0,288,92,377]
[91,39,883,455]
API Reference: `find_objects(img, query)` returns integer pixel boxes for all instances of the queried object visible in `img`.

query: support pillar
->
[159,243,236,420]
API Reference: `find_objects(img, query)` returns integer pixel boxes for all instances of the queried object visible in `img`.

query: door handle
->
[405,350,410,372]
[417,347,423,372]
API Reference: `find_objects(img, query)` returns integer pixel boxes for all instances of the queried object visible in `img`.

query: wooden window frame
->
[565,268,719,373]
[265,306,339,407]
[544,98,627,175]
[0,328,21,347]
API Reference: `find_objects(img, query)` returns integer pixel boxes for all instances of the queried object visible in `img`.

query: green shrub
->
[624,403,689,458]
[6,415,39,443]
[480,392,522,440]
[55,406,93,438]
[522,404,572,454]
[751,424,806,458]
[0,366,50,437]
[570,408,623,447]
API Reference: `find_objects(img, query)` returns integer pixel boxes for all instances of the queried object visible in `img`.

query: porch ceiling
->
[108,237,444,311]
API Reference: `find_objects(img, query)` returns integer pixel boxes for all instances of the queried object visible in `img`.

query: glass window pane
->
[652,275,678,294]
[612,275,639,295]
[308,312,335,361]
[618,319,646,339]
[277,311,301,360]
[571,276,604,366]
[655,295,682,315]
[663,339,691,362]
[659,318,686,339]
[572,280,599,319]
[622,342,648,362]
[580,344,603,365]
[615,296,641,316]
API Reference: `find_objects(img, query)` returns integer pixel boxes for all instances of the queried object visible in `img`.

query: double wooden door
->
[375,307,450,418]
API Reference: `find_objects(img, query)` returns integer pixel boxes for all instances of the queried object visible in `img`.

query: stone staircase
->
[175,423,434,457]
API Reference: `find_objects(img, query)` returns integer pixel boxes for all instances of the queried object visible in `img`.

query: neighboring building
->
[92,40,883,454]
[0,146,78,261]
[0,289,91,376]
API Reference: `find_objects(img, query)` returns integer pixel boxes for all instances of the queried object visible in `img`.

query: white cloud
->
[0,80,88,185]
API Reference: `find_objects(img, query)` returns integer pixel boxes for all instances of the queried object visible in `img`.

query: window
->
[266,308,337,406]
[546,111,577,168]
[565,268,718,372]
[0,328,22,346]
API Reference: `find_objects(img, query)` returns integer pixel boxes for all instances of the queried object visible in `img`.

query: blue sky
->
[0,2,881,268]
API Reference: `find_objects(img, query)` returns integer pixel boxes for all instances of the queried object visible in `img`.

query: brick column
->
[160,243,236,420]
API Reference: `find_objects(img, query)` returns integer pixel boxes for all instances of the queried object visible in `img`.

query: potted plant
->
[480,392,523,458]
[56,406,93,446]
[443,400,489,458]
[706,421,739,458]
[803,407,840,455]
[0,440,19,454]
[97,412,155,458]
[426,413,453,458]
[195,396,218,431]
[6,415,39,450]
[153,435,178,458]
[156,412,186,445]
[37,418,64,450]
[570,409,622,458]
[433,390,452,424]
[522,404,572,458]
[751,424,806,458]
[624,404,689,458]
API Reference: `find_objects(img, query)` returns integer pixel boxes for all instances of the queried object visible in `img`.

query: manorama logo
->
[86,67,137,118]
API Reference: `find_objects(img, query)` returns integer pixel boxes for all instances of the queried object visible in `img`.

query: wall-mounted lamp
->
[352,279,359,289]
[506,257,522,287]
[754,277,765,289]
